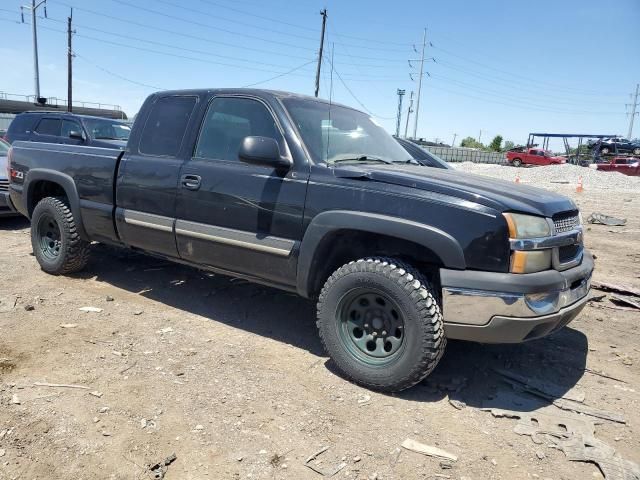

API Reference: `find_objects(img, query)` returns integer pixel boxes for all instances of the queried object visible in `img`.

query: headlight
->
[503,213,551,239]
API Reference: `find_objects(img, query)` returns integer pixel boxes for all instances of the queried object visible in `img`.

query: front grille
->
[553,212,580,233]
[0,180,8,192]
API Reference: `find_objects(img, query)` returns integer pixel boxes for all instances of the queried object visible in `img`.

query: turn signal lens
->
[511,250,552,274]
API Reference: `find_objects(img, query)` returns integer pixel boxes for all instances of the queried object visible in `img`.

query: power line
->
[6,15,320,78]
[74,51,165,90]
[426,83,623,116]
[242,60,316,88]
[434,58,625,102]
[431,45,620,97]
[42,15,311,71]
[324,54,395,120]
[429,73,623,108]
[109,0,317,53]
[194,0,418,50]
[49,1,409,64]
[156,0,411,53]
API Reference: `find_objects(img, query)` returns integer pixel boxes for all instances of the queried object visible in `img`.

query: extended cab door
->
[115,95,199,257]
[174,95,308,288]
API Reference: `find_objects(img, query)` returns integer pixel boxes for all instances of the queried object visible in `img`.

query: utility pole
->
[478,130,482,143]
[404,91,414,138]
[21,0,47,103]
[67,8,73,112]
[395,89,405,137]
[627,83,639,139]
[451,133,457,147]
[412,28,427,139]
[314,8,327,98]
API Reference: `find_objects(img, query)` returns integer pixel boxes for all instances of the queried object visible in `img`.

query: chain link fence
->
[425,146,508,165]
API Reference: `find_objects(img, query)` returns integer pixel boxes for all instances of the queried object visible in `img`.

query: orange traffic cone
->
[576,176,584,193]
[515,174,520,184]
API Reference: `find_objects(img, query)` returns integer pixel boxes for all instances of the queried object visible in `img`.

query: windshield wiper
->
[331,155,394,165]
[94,136,120,140]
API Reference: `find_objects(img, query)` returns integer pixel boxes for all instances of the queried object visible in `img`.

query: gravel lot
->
[454,162,640,191]
[0,165,639,480]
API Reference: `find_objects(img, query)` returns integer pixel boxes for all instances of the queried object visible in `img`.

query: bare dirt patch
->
[0,179,638,480]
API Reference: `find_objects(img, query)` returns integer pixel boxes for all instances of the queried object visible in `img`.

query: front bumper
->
[0,189,19,217]
[441,251,594,343]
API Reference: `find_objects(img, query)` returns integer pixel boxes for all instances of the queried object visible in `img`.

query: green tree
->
[489,135,503,152]
[460,136,484,149]
[503,140,515,151]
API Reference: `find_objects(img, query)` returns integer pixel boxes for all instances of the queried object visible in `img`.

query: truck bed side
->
[9,141,123,243]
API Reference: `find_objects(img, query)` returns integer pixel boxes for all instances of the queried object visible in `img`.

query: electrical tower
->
[395,89,405,137]
[627,83,639,139]
[412,29,427,139]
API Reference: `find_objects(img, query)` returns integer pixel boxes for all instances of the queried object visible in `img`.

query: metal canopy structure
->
[527,132,621,165]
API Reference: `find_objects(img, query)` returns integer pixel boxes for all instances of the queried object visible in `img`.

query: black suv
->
[4,112,130,149]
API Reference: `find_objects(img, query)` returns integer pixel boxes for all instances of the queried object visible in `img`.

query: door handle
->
[181,174,201,190]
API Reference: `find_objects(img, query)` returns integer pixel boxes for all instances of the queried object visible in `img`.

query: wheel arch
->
[25,169,88,240]
[297,210,466,298]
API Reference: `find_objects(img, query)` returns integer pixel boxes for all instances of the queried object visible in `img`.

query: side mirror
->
[238,136,292,170]
[69,130,85,141]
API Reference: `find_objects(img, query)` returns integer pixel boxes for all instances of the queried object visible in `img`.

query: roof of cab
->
[149,88,358,112]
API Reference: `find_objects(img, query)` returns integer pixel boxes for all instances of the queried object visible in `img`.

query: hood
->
[332,163,576,217]
[91,139,127,149]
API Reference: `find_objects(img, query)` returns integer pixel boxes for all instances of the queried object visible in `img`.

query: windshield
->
[0,139,9,155]
[282,98,411,164]
[82,118,131,140]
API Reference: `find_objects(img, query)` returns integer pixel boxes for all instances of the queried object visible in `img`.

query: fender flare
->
[24,168,89,240]
[296,210,466,297]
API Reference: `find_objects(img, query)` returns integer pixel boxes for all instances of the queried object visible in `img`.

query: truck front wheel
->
[31,197,90,275]
[316,257,446,392]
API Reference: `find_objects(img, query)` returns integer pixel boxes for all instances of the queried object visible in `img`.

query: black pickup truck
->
[7,89,593,391]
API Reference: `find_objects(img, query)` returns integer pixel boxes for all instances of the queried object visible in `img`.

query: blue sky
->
[1,0,638,149]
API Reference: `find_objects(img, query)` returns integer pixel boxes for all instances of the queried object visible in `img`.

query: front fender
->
[24,168,89,240]
[296,210,466,297]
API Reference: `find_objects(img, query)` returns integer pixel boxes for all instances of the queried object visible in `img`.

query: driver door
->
[175,95,308,288]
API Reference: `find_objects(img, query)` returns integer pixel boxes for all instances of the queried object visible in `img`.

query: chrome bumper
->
[440,251,594,343]
[442,275,590,326]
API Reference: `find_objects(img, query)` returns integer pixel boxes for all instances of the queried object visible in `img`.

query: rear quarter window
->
[139,96,198,157]
[8,114,37,134]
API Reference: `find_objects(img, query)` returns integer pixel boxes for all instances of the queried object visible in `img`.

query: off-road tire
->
[633,147,640,156]
[31,196,90,275]
[512,158,523,167]
[317,257,446,392]
[601,147,610,155]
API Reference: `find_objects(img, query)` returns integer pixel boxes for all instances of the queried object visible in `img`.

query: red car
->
[590,156,640,176]
[506,148,566,167]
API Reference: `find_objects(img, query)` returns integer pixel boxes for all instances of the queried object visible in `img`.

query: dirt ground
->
[0,181,638,480]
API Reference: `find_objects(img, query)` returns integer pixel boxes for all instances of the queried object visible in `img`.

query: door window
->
[61,120,82,138]
[139,96,197,157]
[35,118,61,136]
[195,97,281,161]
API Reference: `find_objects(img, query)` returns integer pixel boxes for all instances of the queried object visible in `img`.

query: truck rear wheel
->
[316,257,446,392]
[31,197,90,275]
[512,158,523,167]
